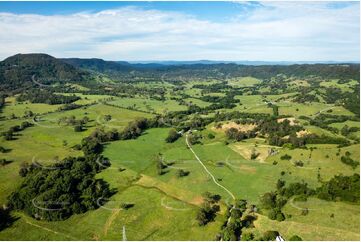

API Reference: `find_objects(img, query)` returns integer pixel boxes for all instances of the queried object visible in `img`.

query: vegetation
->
[0,53,359,241]
[8,155,112,221]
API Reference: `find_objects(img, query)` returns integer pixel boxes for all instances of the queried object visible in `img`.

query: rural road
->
[185,133,236,201]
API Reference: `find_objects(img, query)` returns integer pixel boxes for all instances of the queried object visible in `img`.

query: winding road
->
[185,133,235,201]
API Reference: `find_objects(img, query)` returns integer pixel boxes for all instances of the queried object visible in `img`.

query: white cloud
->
[0,3,359,61]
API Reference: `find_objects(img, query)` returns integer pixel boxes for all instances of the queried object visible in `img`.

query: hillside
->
[0,54,86,92]
[61,58,134,73]
[63,57,360,82]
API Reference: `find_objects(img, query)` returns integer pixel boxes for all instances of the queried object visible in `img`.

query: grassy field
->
[108,97,187,114]
[0,74,359,241]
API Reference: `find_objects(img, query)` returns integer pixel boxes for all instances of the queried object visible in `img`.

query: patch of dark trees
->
[8,155,114,221]
[17,89,80,105]
[1,121,33,141]
[0,54,88,94]
[322,87,360,116]
[165,128,181,143]
[196,192,221,226]
[340,151,359,169]
[260,174,360,221]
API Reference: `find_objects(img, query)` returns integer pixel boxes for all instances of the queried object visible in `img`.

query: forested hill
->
[0,54,359,93]
[0,53,87,92]
[61,58,134,73]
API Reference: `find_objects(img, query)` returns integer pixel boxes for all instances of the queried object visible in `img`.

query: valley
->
[0,54,359,241]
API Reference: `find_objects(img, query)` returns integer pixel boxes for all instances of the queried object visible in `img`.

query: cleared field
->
[228,77,261,87]
[0,103,153,205]
[108,97,187,114]
[320,79,358,92]
[2,97,61,119]
[0,73,359,241]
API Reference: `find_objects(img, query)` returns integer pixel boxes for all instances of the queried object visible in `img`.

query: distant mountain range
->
[1,53,359,93]
[127,60,360,66]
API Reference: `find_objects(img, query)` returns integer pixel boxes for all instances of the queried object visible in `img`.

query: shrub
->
[289,235,303,241]
[280,154,292,160]
[165,129,181,143]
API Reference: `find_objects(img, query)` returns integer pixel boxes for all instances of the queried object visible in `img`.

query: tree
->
[260,192,276,209]
[176,169,190,178]
[261,231,279,241]
[208,133,215,139]
[250,148,259,160]
[196,202,219,226]
[289,235,303,241]
[74,124,83,132]
[165,129,181,143]
[104,115,112,122]
[241,232,254,241]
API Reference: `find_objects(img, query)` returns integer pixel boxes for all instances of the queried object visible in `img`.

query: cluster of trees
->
[0,54,87,93]
[305,114,359,137]
[196,192,221,226]
[58,115,89,128]
[187,132,202,145]
[293,92,319,103]
[341,125,359,137]
[192,82,231,93]
[8,155,113,221]
[57,103,82,111]
[220,199,251,241]
[317,174,360,203]
[165,129,181,143]
[304,134,350,147]
[258,119,303,138]
[200,93,239,110]
[226,128,256,142]
[260,173,360,221]
[17,89,80,105]
[120,118,149,140]
[340,152,359,169]
[1,121,33,140]
[322,87,360,116]
[80,128,120,155]
[260,179,315,221]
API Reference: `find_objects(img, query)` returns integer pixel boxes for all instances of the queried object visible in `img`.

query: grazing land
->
[0,54,359,241]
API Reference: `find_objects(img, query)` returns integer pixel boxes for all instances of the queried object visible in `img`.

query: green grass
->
[0,77,359,241]
[108,97,187,114]
[2,97,61,119]
[228,77,261,87]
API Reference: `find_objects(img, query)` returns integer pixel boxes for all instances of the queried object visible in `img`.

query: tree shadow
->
[0,208,19,232]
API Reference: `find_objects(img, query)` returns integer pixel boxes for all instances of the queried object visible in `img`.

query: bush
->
[176,169,190,178]
[280,154,292,160]
[261,231,279,241]
[289,235,303,241]
[340,156,358,169]
[196,202,219,226]
[241,232,254,241]
[165,129,181,143]
[207,133,215,139]
[74,125,83,132]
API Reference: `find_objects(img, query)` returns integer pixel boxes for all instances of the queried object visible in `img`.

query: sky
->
[0,1,359,61]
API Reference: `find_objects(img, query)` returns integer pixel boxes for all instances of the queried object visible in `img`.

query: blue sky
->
[0,1,359,61]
